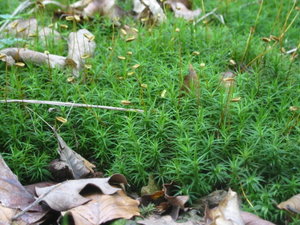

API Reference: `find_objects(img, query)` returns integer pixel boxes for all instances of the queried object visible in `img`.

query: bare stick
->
[0,0,34,33]
[0,99,144,113]
[12,183,62,220]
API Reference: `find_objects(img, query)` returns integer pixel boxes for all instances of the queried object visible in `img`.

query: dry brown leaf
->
[63,190,140,224]
[277,194,300,214]
[82,0,125,22]
[193,190,227,211]
[165,1,201,21]
[141,175,160,196]
[36,174,127,211]
[217,189,245,225]
[5,18,61,43]
[0,48,66,68]
[0,155,47,224]
[241,211,275,225]
[181,64,200,98]
[53,129,96,179]
[137,0,166,24]
[138,215,196,225]
[67,29,96,77]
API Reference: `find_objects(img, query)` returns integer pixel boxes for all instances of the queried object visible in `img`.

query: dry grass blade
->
[0,48,66,68]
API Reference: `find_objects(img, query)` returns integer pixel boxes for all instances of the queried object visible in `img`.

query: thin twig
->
[194,8,217,24]
[12,183,62,220]
[0,0,34,33]
[0,99,144,113]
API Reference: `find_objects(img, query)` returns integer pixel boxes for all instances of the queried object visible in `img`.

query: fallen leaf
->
[139,0,166,24]
[214,189,245,225]
[141,175,160,196]
[165,1,201,21]
[221,71,236,88]
[67,29,96,77]
[35,174,127,211]
[193,190,227,211]
[138,215,195,225]
[0,155,47,224]
[83,0,126,23]
[56,116,68,123]
[181,64,200,98]
[5,18,61,44]
[241,211,275,225]
[0,48,66,68]
[277,194,300,214]
[53,129,96,179]
[63,190,140,224]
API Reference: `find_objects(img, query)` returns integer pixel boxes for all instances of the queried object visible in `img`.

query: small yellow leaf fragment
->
[262,37,271,43]
[0,53,6,59]
[280,47,286,53]
[48,23,54,28]
[108,47,113,51]
[60,24,68,29]
[81,54,90,59]
[84,33,95,41]
[175,28,180,32]
[15,62,25,67]
[121,100,131,105]
[200,63,206,67]
[11,21,18,28]
[28,33,37,37]
[231,97,241,102]
[56,117,68,123]
[132,28,139,33]
[132,64,140,69]
[289,106,299,111]
[161,89,167,98]
[44,51,50,55]
[74,15,81,22]
[127,71,135,76]
[126,37,136,42]
[223,77,235,82]
[192,51,200,55]
[127,51,133,55]
[141,17,149,22]
[229,59,236,66]
[67,76,75,83]
[84,64,92,69]
[118,56,126,60]
[295,6,300,11]
[65,16,74,21]
[117,76,124,80]
[17,27,26,33]
[120,28,127,35]
[141,83,148,88]
[270,35,279,41]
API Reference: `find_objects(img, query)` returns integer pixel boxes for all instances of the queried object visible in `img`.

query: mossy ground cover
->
[0,0,299,223]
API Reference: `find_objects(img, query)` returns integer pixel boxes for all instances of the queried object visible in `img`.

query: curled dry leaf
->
[241,211,275,225]
[193,190,227,211]
[277,194,300,214]
[5,18,61,43]
[165,1,201,21]
[36,174,127,211]
[141,175,160,196]
[83,0,126,22]
[0,155,47,224]
[0,48,66,68]
[67,29,96,77]
[63,190,140,224]
[140,0,167,24]
[53,129,96,179]
[181,64,200,99]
